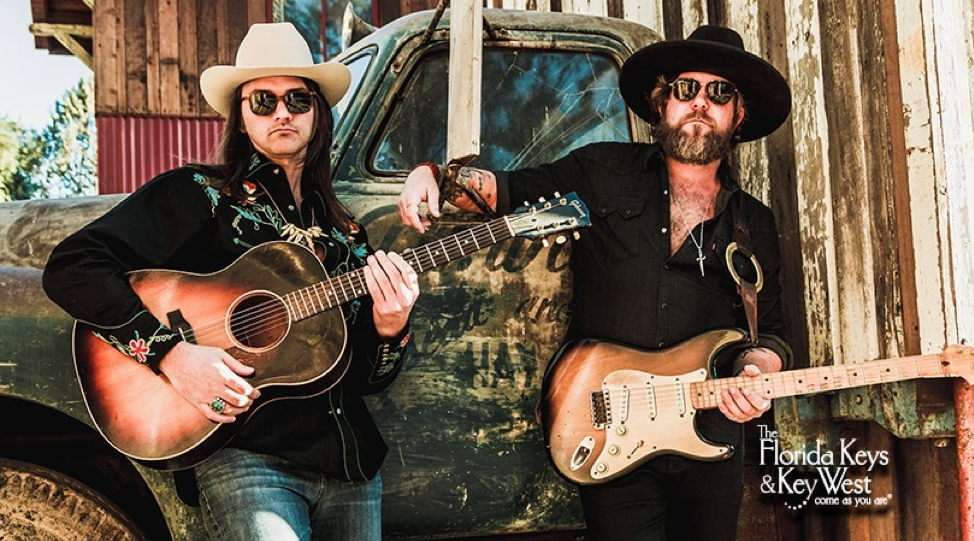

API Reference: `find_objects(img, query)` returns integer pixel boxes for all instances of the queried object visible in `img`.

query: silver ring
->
[210,397,227,413]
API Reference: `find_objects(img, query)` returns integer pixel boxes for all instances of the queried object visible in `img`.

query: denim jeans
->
[195,447,382,541]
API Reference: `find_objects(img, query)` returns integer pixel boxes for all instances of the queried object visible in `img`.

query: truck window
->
[334,51,374,128]
[372,47,629,173]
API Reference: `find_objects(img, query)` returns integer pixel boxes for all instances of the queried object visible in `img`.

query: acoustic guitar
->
[540,328,974,485]
[75,193,590,470]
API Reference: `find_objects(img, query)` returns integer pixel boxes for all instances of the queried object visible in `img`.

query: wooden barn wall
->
[482,0,970,538]
[93,0,268,117]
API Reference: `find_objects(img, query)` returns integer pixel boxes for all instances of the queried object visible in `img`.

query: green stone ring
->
[210,397,227,414]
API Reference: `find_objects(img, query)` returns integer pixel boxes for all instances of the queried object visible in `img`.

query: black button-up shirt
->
[496,142,791,367]
[43,153,409,481]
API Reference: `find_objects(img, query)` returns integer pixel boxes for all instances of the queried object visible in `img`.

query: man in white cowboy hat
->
[397,24,793,540]
[44,22,418,541]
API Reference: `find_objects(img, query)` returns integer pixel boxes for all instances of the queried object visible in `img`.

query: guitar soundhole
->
[227,291,290,352]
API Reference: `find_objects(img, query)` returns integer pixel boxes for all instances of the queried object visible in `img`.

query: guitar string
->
[182,221,509,344]
[174,210,557,345]
[184,218,514,341]
[188,203,574,341]
[586,357,942,411]
[203,205,574,341]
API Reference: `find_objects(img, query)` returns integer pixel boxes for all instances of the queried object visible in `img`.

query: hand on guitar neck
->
[719,346,782,424]
[158,342,261,424]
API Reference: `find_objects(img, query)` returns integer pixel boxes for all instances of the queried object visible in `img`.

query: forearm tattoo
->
[443,167,498,214]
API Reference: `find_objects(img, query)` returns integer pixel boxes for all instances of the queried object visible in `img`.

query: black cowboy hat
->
[620,25,791,142]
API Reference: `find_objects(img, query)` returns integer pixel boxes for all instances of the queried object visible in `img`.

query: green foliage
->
[0,77,97,201]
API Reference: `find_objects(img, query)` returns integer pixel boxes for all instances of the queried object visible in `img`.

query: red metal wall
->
[96,114,225,194]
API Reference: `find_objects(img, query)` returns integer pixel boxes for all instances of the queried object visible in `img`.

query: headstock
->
[509,192,591,241]
[942,344,974,384]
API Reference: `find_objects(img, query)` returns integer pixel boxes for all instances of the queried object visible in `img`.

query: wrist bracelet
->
[416,161,442,185]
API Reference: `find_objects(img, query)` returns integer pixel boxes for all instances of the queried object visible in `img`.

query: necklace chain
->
[673,192,715,277]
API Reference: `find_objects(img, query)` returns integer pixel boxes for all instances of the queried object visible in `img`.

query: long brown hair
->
[197,78,353,234]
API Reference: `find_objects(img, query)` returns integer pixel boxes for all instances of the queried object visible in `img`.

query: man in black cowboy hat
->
[397,24,792,540]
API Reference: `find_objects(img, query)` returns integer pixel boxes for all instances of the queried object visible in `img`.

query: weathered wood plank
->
[178,0,200,116]
[247,0,267,25]
[158,0,180,115]
[196,0,220,115]
[623,0,664,34]
[783,0,836,369]
[123,0,146,113]
[145,0,161,113]
[447,0,483,164]
[93,0,119,112]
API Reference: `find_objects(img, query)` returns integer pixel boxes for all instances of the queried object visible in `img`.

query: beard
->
[653,112,735,165]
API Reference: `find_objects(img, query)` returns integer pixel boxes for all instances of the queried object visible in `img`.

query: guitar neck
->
[283,217,515,321]
[690,353,950,410]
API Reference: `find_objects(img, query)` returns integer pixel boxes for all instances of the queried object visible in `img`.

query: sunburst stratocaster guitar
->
[540,328,974,485]
[75,193,590,470]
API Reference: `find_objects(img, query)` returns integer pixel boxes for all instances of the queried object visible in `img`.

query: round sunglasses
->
[242,90,316,116]
[669,78,738,105]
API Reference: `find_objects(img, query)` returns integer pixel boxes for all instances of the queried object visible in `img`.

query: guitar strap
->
[729,194,761,345]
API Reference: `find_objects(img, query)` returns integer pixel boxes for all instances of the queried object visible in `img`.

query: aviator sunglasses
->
[242,90,316,116]
[669,78,738,105]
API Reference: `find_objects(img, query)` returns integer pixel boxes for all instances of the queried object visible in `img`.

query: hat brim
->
[620,40,791,142]
[200,62,351,117]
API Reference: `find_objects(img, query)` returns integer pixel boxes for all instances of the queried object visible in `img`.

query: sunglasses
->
[242,90,315,116]
[669,78,738,105]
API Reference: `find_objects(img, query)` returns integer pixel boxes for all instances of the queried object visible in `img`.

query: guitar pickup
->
[590,389,611,429]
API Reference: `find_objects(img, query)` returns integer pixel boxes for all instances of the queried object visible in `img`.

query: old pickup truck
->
[0,8,661,541]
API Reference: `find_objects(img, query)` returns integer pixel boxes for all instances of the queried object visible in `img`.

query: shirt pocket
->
[590,194,646,261]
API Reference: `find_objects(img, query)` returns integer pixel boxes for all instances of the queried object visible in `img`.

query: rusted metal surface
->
[95,115,224,195]
[0,195,124,270]
[957,380,974,541]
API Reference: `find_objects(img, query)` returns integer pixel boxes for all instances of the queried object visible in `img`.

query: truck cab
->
[0,9,657,540]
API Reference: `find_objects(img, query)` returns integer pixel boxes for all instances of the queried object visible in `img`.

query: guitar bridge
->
[590,390,611,429]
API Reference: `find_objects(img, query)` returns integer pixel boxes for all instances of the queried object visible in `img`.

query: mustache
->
[680,112,715,128]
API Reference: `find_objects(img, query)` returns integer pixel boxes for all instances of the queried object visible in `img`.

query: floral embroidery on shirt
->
[193,173,221,215]
[92,324,178,365]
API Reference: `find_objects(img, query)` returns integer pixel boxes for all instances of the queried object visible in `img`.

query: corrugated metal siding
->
[96,114,224,194]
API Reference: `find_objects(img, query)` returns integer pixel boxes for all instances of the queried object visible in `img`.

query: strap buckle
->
[725,242,764,293]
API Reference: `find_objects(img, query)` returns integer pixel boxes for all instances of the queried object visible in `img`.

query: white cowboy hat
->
[200,23,351,117]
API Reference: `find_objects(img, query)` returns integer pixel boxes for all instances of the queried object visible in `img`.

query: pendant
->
[696,246,706,277]
[281,223,324,250]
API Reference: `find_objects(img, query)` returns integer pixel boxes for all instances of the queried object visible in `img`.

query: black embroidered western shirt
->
[496,142,792,368]
[43,152,409,481]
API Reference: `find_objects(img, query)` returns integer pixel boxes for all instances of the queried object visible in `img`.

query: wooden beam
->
[28,22,93,38]
[29,23,94,69]
[446,0,482,166]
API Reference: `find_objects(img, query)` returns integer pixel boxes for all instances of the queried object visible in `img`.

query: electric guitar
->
[540,328,974,485]
[74,193,590,470]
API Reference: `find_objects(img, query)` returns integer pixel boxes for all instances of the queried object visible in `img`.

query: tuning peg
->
[523,201,530,207]
[554,191,561,197]
[541,238,550,248]
[538,196,546,202]
[556,235,567,245]
[573,231,581,240]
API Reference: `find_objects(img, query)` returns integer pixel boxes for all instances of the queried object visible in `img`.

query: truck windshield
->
[372,47,630,173]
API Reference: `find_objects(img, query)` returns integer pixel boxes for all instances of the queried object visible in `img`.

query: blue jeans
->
[195,447,382,541]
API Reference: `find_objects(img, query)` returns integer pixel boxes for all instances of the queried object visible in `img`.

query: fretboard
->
[281,216,515,321]
[689,354,949,410]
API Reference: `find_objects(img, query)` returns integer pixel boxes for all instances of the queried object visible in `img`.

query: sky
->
[0,1,92,130]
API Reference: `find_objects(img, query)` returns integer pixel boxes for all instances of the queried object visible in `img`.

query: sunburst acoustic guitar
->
[75,193,590,470]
